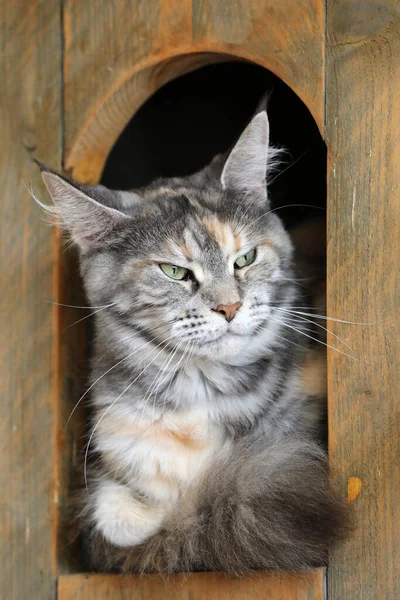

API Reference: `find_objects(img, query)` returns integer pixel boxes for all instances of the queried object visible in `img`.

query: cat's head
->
[39,110,296,361]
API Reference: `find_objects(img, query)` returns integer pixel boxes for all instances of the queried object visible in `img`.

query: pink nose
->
[213,301,242,322]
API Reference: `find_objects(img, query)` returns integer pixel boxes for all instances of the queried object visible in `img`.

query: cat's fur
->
[38,110,347,574]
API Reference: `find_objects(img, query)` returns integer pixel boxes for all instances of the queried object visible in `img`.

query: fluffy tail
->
[85,437,349,574]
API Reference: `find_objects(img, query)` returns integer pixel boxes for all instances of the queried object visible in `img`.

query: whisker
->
[84,336,178,488]
[232,189,253,229]
[133,341,191,445]
[269,305,322,310]
[267,148,309,186]
[144,341,184,423]
[237,203,325,235]
[175,340,197,402]
[233,189,263,233]
[255,325,308,352]
[273,320,322,335]
[275,312,355,353]
[268,203,326,215]
[65,328,176,427]
[64,304,115,330]
[152,341,185,399]
[48,301,115,310]
[276,307,383,326]
[150,340,190,422]
[270,316,369,364]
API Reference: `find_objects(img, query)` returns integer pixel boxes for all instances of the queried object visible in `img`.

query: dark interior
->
[101,61,326,227]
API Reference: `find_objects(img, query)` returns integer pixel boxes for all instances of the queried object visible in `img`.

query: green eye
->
[160,263,189,280]
[234,249,256,269]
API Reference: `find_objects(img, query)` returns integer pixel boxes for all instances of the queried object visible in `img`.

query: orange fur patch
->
[179,241,191,258]
[300,347,327,397]
[259,240,278,251]
[234,233,243,252]
[199,216,242,254]
[98,413,208,452]
[167,428,208,451]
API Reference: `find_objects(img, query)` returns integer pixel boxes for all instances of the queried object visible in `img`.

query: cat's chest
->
[98,407,228,502]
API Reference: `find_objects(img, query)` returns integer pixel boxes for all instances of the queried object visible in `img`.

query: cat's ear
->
[37,164,130,251]
[221,111,270,202]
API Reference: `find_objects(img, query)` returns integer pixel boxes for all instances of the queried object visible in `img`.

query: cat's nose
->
[213,301,242,322]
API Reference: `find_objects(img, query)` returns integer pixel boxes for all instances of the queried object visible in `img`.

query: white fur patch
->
[95,407,227,504]
[93,479,166,547]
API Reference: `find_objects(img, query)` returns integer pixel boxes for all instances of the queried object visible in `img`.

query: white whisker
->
[270,316,369,364]
[84,336,178,487]
[48,301,116,310]
[256,325,308,352]
[267,149,309,186]
[276,307,383,326]
[65,328,176,427]
[166,340,192,396]
[64,304,116,329]
[275,311,355,353]
[237,203,325,235]
[175,340,197,403]
[145,341,184,423]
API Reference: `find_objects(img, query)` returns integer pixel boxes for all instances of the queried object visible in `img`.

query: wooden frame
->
[1,1,399,598]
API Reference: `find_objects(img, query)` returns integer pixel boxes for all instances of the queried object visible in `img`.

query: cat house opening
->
[59,60,327,573]
[102,61,326,228]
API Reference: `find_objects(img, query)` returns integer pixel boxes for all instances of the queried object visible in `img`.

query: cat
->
[37,108,348,574]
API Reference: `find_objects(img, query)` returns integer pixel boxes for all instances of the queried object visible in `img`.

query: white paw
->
[92,479,165,547]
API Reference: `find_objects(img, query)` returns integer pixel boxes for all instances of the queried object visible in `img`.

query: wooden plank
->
[192,0,324,129]
[63,0,324,183]
[326,1,400,599]
[0,2,62,599]
[58,571,324,600]
[63,0,192,182]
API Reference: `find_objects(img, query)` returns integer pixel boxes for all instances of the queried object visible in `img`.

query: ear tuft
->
[39,170,129,251]
[32,158,57,175]
[252,92,270,117]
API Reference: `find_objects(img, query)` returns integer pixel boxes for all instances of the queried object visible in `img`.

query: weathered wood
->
[58,571,324,600]
[326,1,400,598]
[0,1,62,598]
[63,0,324,183]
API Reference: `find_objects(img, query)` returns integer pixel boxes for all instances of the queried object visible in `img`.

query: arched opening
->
[61,59,327,572]
[101,61,326,228]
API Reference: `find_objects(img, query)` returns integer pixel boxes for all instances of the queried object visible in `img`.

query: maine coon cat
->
[37,109,347,573]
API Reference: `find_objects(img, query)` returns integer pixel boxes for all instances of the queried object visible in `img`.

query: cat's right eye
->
[160,263,190,280]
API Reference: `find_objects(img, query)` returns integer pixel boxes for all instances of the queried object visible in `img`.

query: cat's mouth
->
[201,330,250,345]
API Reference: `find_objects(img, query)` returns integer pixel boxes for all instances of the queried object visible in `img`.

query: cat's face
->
[40,111,295,361]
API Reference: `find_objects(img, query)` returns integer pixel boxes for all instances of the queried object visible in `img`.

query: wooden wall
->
[1,1,399,599]
[0,1,62,598]
[326,1,400,598]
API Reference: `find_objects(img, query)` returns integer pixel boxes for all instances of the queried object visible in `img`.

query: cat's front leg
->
[90,478,166,547]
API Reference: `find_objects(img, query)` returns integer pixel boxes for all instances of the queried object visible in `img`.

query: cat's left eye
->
[234,248,257,269]
[160,263,189,280]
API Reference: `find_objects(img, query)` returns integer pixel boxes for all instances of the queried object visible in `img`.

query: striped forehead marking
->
[199,216,241,257]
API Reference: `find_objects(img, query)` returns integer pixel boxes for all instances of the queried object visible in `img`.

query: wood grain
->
[326,1,400,598]
[63,0,324,183]
[0,1,62,598]
[58,571,324,600]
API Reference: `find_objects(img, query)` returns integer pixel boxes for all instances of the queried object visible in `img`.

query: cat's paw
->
[92,479,166,547]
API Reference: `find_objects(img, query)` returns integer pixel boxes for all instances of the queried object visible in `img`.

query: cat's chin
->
[194,332,250,359]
